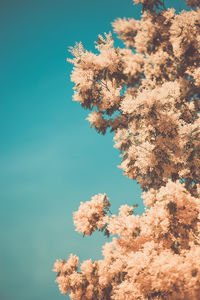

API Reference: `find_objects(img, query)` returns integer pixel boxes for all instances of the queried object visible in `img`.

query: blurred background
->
[0,0,186,299]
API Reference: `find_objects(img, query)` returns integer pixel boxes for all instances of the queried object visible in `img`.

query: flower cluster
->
[54,0,200,298]
[54,181,200,299]
[66,3,200,193]
[73,193,110,236]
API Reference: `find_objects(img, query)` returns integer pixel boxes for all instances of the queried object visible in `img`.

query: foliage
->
[53,0,200,298]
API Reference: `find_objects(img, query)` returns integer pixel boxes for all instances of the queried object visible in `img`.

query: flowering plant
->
[53,0,200,298]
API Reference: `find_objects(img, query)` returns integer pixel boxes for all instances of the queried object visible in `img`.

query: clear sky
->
[0,0,187,299]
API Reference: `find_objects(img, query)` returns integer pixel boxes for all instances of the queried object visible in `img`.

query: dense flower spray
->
[53,0,200,298]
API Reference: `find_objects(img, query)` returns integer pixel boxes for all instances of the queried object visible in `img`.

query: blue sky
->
[0,0,187,299]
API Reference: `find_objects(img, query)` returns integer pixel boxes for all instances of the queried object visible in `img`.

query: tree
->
[53,0,200,298]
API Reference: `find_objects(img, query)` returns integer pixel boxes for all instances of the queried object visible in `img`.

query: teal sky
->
[1,0,187,299]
